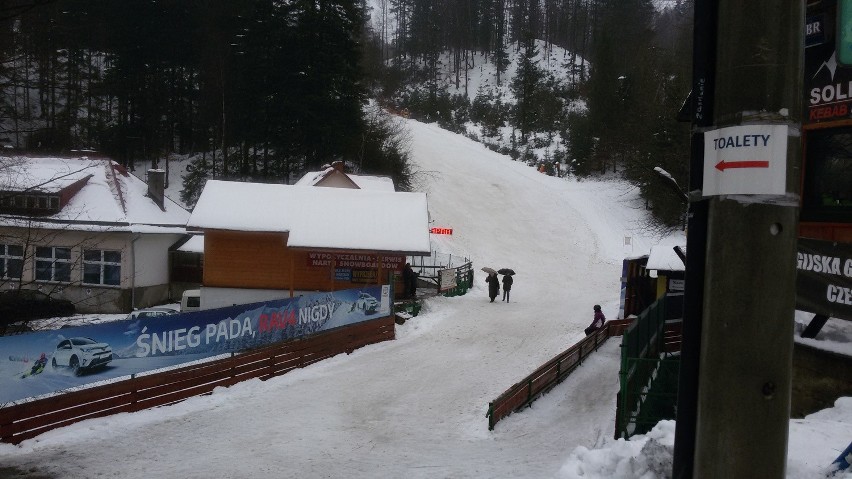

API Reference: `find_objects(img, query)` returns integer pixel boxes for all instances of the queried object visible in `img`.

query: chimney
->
[147,169,166,211]
[331,160,345,172]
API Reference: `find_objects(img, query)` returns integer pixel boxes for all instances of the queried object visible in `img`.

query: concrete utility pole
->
[691,1,803,477]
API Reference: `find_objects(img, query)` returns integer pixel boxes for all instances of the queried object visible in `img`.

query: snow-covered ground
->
[0,119,850,478]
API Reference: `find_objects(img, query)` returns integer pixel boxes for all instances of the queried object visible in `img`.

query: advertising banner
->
[0,286,390,404]
[796,238,852,321]
[804,5,852,125]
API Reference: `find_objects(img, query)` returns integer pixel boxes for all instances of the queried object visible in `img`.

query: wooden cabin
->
[186,180,430,309]
[619,242,685,320]
[645,243,686,320]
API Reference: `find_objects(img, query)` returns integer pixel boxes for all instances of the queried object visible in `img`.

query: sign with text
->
[430,227,453,235]
[307,252,405,271]
[805,14,825,47]
[438,268,457,292]
[702,124,788,196]
[0,286,391,404]
[796,238,852,321]
[351,268,377,283]
[803,2,852,125]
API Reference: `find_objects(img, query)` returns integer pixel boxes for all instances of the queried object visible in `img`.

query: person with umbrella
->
[500,271,513,302]
[483,268,500,302]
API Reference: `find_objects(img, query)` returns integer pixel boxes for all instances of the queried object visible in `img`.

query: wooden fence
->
[485,319,633,430]
[0,316,395,444]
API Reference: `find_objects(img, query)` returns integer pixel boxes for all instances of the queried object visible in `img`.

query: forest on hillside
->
[0,0,693,227]
[369,0,694,227]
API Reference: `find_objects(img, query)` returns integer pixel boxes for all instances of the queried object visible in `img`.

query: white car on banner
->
[52,337,113,375]
[353,292,380,314]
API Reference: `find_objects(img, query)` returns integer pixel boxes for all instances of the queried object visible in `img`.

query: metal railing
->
[407,251,473,297]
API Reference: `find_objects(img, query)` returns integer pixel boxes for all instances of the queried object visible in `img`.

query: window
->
[35,246,72,282]
[82,249,121,286]
[802,128,852,222]
[0,244,23,279]
[840,0,852,65]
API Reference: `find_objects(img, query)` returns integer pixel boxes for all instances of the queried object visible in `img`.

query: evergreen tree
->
[511,40,544,142]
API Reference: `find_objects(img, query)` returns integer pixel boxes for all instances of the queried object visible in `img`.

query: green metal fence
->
[616,297,680,439]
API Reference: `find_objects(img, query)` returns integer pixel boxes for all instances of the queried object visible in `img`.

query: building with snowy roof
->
[618,241,686,320]
[294,160,396,191]
[186,179,430,310]
[0,155,191,314]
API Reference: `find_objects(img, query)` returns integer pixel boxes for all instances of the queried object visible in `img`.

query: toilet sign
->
[703,124,788,196]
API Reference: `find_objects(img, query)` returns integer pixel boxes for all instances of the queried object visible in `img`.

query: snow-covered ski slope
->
[0,119,675,478]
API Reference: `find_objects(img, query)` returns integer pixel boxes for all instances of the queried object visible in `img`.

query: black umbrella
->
[498,268,515,276]
[481,266,497,274]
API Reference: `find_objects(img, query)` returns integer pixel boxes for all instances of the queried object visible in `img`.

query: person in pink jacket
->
[584,305,606,336]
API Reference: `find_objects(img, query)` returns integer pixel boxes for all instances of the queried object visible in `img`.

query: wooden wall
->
[203,229,403,293]
[204,230,291,289]
[792,342,852,418]
[799,222,852,242]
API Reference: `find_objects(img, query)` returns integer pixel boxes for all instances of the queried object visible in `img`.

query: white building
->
[0,155,191,313]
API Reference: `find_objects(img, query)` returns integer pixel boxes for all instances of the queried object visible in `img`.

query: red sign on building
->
[429,227,453,235]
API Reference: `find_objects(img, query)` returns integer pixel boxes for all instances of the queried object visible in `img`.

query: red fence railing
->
[0,316,395,444]
[485,319,633,430]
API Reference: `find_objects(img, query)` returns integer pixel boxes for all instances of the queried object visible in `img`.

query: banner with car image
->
[0,285,390,405]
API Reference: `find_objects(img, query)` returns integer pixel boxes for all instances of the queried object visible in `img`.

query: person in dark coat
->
[402,263,416,298]
[485,272,500,302]
[501,274,513,302]
[584,305,606,336]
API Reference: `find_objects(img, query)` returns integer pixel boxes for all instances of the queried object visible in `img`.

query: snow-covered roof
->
[646,243,686,272]
[0,155,190,232]
[295,167,396,191]
[349,175,395,191]
[187,180,430,254]
[177,234,204,253]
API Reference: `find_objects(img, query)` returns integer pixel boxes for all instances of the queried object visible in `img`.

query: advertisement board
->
[804,4,852,125]
[0,286,390,404]
[306,252,405,271]
[796,238,852,321]
[438,268,457,292]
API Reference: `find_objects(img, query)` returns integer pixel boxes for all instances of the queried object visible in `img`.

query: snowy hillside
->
[0,120,849,479]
